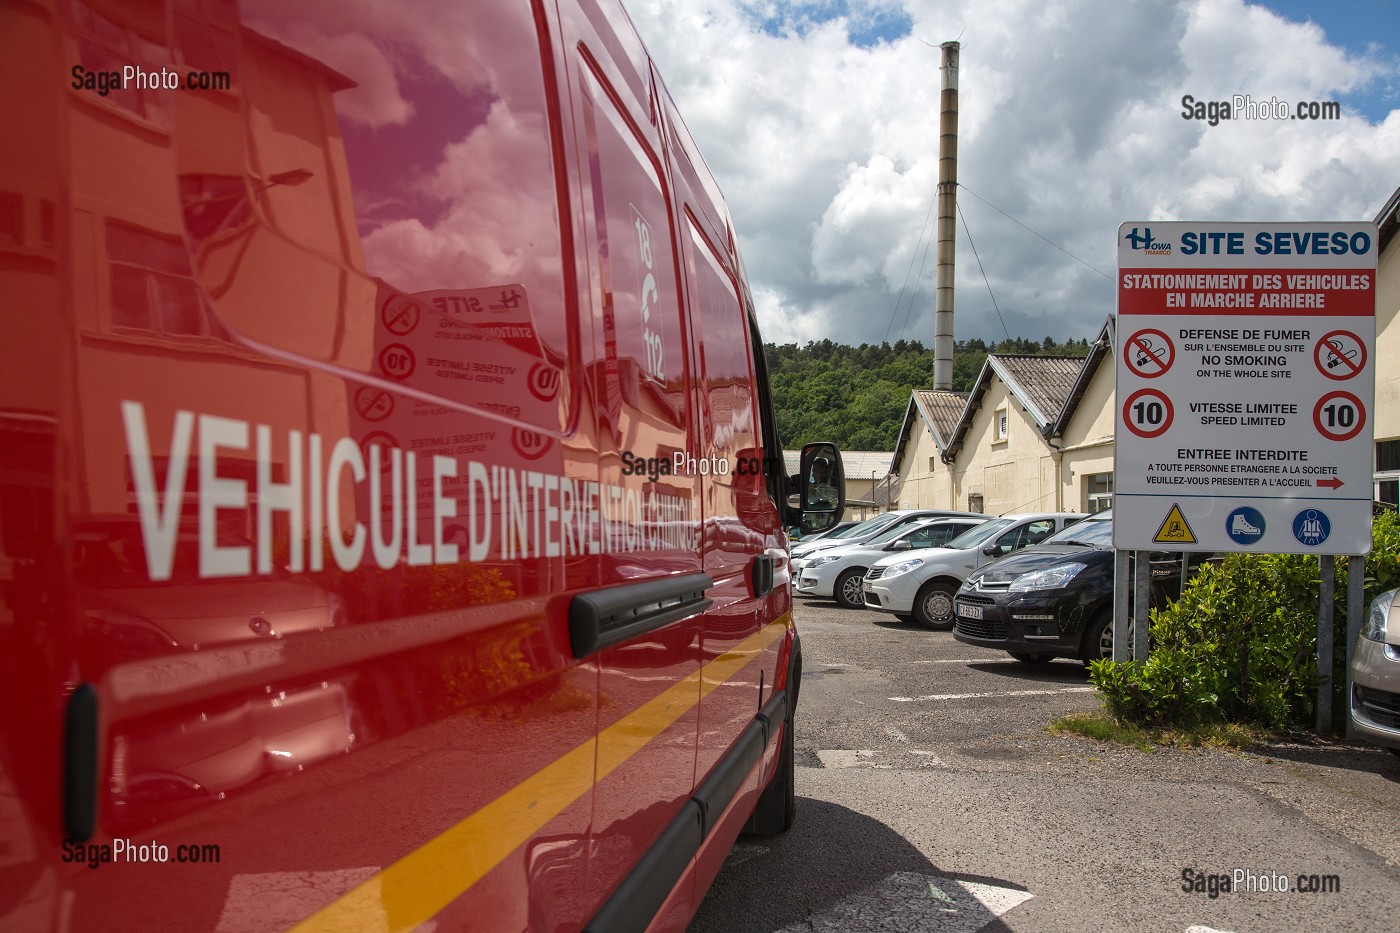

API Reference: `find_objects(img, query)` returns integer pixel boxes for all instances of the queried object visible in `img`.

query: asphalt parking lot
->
[689,597,1400,933]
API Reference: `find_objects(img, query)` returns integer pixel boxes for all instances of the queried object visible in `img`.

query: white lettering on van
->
[433,455,459,565]
[121,401,191,581]
[199,414,250,577]
[327,437,365,571]
[256,425,303,573]
[119,401,699,580]
[633,206,665,380]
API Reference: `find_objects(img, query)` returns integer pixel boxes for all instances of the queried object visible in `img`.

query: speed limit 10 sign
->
[1113,221,1376,556]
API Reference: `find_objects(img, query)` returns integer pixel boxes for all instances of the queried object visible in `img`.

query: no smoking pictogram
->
[1313,391,1366,442]
[381,297,421,336]
[1313,331,1365,381]
[379,343,416,381]
[1124,329,1174,378]
[1123,388,1174,438]
[354,385,395,422]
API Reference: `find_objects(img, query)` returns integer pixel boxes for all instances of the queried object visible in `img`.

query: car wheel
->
[912,582,956,630]
[1008,651,1053,664]
[1081,610,1114,663]
[833,568,866,609]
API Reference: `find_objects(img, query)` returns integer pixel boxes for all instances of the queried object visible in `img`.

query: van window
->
[687,222,755,465]
[176,3,576,436]
[574,60,689,430]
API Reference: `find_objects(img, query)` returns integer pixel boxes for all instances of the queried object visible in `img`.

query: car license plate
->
[864,580,876,593]
[957,601,983,620]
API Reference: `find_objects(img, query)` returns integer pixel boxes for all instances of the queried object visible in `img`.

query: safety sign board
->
[1153,504,1197,544]
[1114,221,1376,555]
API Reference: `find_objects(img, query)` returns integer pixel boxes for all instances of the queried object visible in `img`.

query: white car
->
[1350,588,1400,756]
[794,517,987,608]
[789,509,967,561]
[862,513,1086,629]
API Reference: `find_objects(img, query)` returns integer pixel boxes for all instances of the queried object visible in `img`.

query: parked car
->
[950,511,1192,664]
[789,509,978,561]
[790,520,859,544]
[863,513,1085,629]
[794,517,987,608]
[1350,588,1400,755]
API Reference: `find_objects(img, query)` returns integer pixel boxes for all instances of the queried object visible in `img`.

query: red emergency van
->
[0,0,845,929]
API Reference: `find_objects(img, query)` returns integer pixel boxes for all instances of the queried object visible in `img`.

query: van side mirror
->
[981,544,1000,556]
[790,442,844,533]
[889,540,912,551]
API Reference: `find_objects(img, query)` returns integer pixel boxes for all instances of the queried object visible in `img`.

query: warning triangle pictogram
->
[1153,504,1196,544]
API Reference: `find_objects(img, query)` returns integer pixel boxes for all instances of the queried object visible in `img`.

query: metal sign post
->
[1316,558,1335,731]
[1344,554,1365,737]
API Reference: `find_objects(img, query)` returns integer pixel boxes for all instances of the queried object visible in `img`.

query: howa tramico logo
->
[1124,226,1173,255]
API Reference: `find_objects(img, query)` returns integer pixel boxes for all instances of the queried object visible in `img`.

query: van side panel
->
[0,1,795,931]
[557,0,705,919]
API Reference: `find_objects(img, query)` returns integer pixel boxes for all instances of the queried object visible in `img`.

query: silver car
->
[1351,588,1400,755]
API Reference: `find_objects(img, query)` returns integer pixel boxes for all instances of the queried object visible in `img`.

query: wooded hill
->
[764,336,1094,451]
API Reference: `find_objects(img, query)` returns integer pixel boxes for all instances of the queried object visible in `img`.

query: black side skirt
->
[583,689,790,933]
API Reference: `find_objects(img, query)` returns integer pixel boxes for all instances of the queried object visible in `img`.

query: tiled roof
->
[913,390,968,444]
[888,390,968,474]
[991,356,1085,427]
[1377,187,1400,254]
[942,352,1087,458]
[783,450,893,477]
[1048,317,1114,437]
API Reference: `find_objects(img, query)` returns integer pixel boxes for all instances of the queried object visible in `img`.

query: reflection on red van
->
[0,0,845,930]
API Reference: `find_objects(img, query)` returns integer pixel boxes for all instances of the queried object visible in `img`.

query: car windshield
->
[844,513,910,538]
[1042,515,1113,548]
[944,518,1014,549]
[867,519,934,546]
[827,519,880,539]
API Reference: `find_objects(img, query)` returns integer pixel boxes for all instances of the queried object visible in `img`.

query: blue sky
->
[1255,1,1400,121]
[629,1,1400,347]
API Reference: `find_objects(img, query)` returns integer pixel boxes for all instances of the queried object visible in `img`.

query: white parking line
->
[773,871,1032,932]
[890,687,1097,703]
[816,749,877,769]
[909,658,1015,664]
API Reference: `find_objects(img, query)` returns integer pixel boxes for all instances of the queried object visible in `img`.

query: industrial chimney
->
[933,40,959,390]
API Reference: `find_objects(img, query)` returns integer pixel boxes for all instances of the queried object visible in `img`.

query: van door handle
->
[750,554,774,598]
[570,572,713,659]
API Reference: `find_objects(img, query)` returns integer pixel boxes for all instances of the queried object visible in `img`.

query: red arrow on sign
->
[1316,477,1344,490]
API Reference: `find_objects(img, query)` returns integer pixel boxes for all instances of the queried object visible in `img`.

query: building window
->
[107,221,226,340]
[968,493,984,514]
[928,456,937,473]
[1379,439,1400,472]
[994,407,1008,442]
[1086,473,1113,513]
[72,0,174,128]
[1378,439,1400,508]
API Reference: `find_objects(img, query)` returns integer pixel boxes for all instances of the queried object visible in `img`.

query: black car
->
[951,511,1194,664]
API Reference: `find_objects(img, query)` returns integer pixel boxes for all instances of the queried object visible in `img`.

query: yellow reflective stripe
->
[288,615,789,933]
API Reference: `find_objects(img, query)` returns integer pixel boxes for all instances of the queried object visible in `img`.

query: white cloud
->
[626,0,1400,348]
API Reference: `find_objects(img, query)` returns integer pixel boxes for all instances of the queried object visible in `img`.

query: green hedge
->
[1089,509,1400,732]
